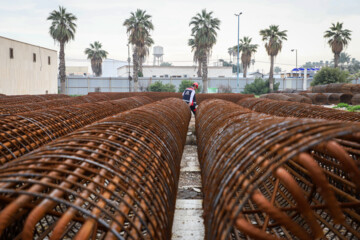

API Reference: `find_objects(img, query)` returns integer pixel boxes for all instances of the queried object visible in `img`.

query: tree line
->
[47,6,353,94]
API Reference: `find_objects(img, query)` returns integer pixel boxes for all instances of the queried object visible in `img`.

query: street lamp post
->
[235,12,242,93]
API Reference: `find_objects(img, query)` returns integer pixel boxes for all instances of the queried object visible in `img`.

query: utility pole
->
[235,12,242,93]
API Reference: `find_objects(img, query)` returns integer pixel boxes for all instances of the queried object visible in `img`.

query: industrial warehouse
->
[0,1,360,240]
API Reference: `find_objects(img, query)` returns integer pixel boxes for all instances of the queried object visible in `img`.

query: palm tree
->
[339,52,351,66]
[189,9,220,93]
[324,22,351,68]
[84,41,108,77]
[123,9,154,92]
[47,6,77,94]
[259,25,287,92]
[188,37,204,77]
[137,35,154,74]
[227,47,234,63]
[233,37,258,78]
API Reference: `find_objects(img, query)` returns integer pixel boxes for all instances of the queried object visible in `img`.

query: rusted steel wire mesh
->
[352,94,360,105]
[312,83,360,94]
[281,93,312,104]
[0,98,189,240]
[260,94,311,104]
[0,96,153,165]
[0,95,115,115]
[238,97,360,122]
[0,94,70,106]
[260,94,291,101]
[300,93,327,105]
[322,93,353,105]
[89,92,254,104]
[196,99,360,240]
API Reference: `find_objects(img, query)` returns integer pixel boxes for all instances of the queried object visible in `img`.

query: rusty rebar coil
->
[322,93,353,105]
[196,99,360,240]
[0,94,70,106]
[0,94,120,115]
[300,93,327,105]
[0,96,153,165]
[352,94,360,105]
[260,93,312,104]
[238,97,360,122]
[90,92,254,104]
[0,98,189,240]
[312,83,360,94]
[311,85,327,93]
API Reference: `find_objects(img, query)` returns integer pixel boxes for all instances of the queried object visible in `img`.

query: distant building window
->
[184,75,188,78]
[9,48,14,59]
[48,56,51,65]
[33,53,36,62]
[164,74,169,78]
[152,75,156,77]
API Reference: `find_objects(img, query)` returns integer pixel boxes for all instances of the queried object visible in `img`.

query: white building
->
[66,58,127,77]
[0,36,58,95]
[117,65,233,78]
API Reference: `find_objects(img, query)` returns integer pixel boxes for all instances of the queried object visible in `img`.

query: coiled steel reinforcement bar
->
[0,98,189,240]
[238,97,360,122]
[0,94,117,115]
[0,96,153,165]
[0,94,70,106]
[196,99,360,240]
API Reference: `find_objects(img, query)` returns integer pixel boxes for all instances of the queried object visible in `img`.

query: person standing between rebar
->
[182,82,198,115]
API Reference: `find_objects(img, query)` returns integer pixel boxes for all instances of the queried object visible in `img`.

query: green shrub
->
[242,78,279,95]
[149,81,176,92]
[311,67,350,86]
[347,105,360,112]
[178,80,201,93]
[333,103,349,108]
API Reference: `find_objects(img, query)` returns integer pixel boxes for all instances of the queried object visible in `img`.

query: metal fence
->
[63,76,319,95]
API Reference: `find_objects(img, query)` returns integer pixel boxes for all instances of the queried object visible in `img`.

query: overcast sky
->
[1,0,359,73]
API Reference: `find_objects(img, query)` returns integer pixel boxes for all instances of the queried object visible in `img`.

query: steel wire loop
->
[196,99,360,240]
[0,98,190,240]
[238,97,360,122]
[0,96,153,165]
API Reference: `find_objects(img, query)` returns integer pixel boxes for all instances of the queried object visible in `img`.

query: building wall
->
[0,36,58,95]
[117,66,233,78]
[66,66,89,76]
[65,76,309,95]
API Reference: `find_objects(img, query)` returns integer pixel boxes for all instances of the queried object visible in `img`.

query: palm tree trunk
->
[334,53,340,68]
[202,54,208,93]
[197,60,202,77]
[244,64,247,78]
[59,41,66,94]
[269,55,275,92]
[139,57,143,74]
[133,52,139,92]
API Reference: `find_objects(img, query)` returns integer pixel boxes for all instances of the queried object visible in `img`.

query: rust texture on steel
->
[260,93,311,104]
[352,94,360,105]
[89,92,254,104]
[299,93,327,105]
[0,98,189,240]
[238,97,360,122]
[312,83,360,94]
[0,96,153,165]
[322,93,353,105]
[196,99,360,240]
[0,94,118,115]
[0,94,70,106]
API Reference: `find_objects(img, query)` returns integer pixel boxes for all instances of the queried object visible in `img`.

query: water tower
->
[153,46,164,66]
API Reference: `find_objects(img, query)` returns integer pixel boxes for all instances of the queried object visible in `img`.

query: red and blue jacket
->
[182,87,196,106]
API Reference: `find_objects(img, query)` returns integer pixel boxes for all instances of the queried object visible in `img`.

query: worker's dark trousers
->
[190,105,197,115]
